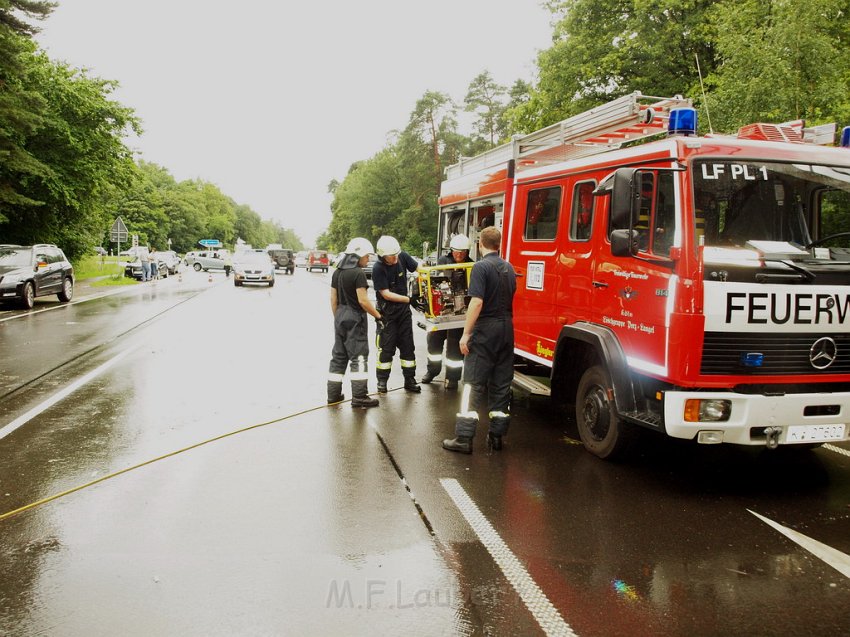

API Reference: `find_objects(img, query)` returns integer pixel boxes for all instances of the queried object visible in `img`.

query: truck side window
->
[652,172,676,256]
[570,181,595,241]
[524,186,561,240]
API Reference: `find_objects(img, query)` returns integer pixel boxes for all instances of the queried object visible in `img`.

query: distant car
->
[294,251,309,268]
[268,248,295,274]
[307,249,329,272]
[233,249,275,287]
[94,246,108,256]
[124,255,168,280]
[0,244,75,309]
[157,250,181,275]
[184,250,227,271]
[363,254,378,280]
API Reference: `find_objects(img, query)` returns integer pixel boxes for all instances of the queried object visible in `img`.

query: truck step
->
[512,371,551,397]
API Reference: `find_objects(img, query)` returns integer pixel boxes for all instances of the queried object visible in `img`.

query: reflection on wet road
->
[0,269,848,636]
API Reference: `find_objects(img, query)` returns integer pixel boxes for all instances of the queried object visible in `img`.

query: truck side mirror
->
[610,168,641,230]
[611,229,639,256]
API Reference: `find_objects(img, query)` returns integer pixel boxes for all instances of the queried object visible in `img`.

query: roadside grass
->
[74,255,136,286]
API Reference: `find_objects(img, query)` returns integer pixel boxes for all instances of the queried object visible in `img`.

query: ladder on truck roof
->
[445,92,692,181]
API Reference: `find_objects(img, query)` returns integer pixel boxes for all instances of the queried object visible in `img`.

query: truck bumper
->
[664,390,850,446]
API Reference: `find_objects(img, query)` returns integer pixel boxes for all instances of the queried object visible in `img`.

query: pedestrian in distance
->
[139,247,151,282]
[421,233,474,390]
[372,235,421,395]
[442,226,517,454]
[149,247,159,280]
[327,237,383,409]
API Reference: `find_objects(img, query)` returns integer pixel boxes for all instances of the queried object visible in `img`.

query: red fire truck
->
[423,91,850,459]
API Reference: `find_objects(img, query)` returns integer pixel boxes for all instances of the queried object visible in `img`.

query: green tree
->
[1,50,140,257]
[404,91,458,192]
[464,70,508,148]
[707,0,850,131]
[514,0,718,129]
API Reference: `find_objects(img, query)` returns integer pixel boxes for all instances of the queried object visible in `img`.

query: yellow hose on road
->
[0,392,388,523]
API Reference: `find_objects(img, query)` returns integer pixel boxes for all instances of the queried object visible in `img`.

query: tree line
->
[3,1,849,261]
[320,0,850,255]
[0,1,304,258]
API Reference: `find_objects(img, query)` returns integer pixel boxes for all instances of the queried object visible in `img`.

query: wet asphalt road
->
[0,268,849,636]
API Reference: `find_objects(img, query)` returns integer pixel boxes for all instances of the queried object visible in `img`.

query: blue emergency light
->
[668,107,697,136]
[740,352,764,368]
[841,126,850,148]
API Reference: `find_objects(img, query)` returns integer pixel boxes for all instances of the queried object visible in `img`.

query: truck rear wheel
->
[576,365,636,460]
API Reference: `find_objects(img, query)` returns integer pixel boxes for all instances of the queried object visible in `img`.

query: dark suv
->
[268,248,295,275]
[0,244,75,309]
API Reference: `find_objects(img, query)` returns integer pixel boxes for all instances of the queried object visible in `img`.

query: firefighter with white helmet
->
[372,235,421,394]
[421,233,474,390]
[327,237,382,408]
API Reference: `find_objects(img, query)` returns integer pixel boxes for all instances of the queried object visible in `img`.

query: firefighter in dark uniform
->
[327,237,382,408]
[421,234,474,390]
[372,235,421,394]
[442,226,516,453]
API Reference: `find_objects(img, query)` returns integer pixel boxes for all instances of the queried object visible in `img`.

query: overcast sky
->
[35,1,553,246]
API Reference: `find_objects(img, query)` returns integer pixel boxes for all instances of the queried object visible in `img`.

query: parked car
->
[93,246,108,256]
[268,247,295,274]
[157,250,181,275]
[233,249,275,287]
[0,244,75,309]
[363,254,378,280]
[294,251,309,268]
[184,250,227,271]
[307,249,329,272]
[124,255,168,280]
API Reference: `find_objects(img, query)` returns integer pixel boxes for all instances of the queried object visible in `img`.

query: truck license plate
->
[786,424,846,444]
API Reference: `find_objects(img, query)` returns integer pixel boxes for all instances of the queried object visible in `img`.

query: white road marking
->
[749,510,850,579]
[441,478,576,637]
[824,443,850,458]
[0,344,141,440]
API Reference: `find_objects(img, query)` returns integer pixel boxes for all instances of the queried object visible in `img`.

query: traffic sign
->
[110,216,129,242]
[199,239,222,247]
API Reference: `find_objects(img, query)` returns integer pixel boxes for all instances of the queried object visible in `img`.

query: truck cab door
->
[591,170,678,376]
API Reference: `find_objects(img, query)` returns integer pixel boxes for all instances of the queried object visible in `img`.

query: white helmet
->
[376,235,401,257]
[345,237,374,257]
[450,234,471,251]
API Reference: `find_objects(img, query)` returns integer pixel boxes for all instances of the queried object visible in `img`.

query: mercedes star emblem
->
[809,337,838,370]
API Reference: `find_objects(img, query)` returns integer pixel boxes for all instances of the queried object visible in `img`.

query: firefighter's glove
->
[410,293,428,313]
[375,317,386,333]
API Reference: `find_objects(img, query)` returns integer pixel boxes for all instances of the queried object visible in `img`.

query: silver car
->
[233,250,275,287]
[184,250,226,271]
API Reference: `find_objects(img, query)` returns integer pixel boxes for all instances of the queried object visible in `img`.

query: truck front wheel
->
[576,365,635,460]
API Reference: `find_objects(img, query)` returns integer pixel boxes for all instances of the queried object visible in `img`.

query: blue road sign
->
[198,239,221,247]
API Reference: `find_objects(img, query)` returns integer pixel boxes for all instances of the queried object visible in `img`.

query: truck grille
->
[701,332,850,375]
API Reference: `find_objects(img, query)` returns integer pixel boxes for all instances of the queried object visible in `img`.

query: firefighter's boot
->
[327,380,344,405]
[376,375,389,394]
[404,376,421,393]
[421,360,441,384]
[442,436,473,454]
[351,380,378,408]
[487,414,510,450]
[487,432,503,451]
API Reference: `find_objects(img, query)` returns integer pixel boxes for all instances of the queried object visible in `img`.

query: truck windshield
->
[693,160,850,250]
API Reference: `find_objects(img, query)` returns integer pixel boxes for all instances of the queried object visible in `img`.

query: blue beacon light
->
[668,107,698,136]
[841,126,850,148]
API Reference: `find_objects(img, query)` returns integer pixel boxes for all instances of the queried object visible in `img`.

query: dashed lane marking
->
[749,510,850,579]
[0,344,141,440]
[441,478,576,637]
